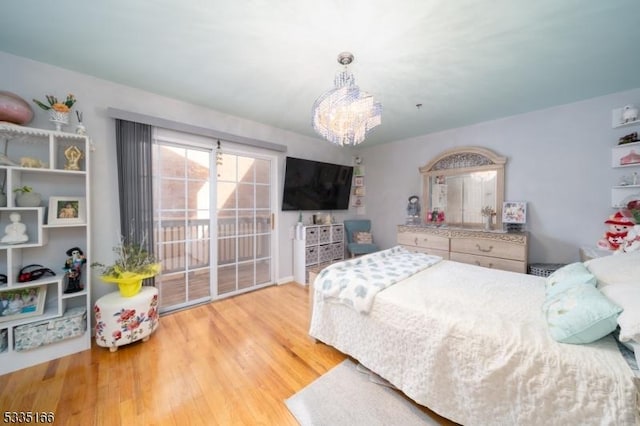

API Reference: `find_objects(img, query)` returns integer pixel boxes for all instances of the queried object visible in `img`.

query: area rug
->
[285,359,441,425]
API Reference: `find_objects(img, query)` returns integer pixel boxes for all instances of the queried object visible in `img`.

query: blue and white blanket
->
[315,246,442,313]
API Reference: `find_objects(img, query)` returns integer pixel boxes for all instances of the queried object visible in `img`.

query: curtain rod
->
[106,107,287,153]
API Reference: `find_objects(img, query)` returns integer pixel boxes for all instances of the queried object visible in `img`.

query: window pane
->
[160,241,186,272]
[256,259,270,285]
[217,182,237,210]
[159,178,186,210]
[256,234,270,259]
[238,261,255,290]
[187,150,210,179]
[237,183,254,209]
[238,157,255,183]
[218,237,236,264]
[237,236,253,262]
[238,216,254,236]
[218,154,236,182]
[157,146,186,178]
[255,159,270,184]
[256,184,270,209]
[218,211,236,237]
[188,180,210,211]
[256,210,271,234]
[217,264,236,295]
[188,269,210,300]
[188,238,210,268]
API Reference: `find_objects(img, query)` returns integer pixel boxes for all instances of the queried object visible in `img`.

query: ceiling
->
[2,1,640,146]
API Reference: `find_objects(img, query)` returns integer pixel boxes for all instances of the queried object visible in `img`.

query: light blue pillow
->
[543,284,622,344]
[545,262,596,298]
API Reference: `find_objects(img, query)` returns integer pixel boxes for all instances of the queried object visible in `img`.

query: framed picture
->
[502,201,527,224]
[48,196,86,225]
[0,285,47,323]
[354,176,364,187]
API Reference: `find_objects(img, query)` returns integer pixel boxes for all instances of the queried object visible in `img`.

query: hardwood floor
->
[0,283,454,425]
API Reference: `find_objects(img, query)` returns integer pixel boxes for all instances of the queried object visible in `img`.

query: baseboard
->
[277,275,295,285]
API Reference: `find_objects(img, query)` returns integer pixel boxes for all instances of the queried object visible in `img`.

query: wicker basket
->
[527,263,566,277]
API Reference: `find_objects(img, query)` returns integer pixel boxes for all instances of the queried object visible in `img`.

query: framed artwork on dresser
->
[502,201,527,224]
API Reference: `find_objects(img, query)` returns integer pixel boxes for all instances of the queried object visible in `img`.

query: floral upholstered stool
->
[94,286,159,352]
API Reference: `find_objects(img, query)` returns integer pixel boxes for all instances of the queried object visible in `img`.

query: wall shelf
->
[611,106,640,128]
[0,123,90,375]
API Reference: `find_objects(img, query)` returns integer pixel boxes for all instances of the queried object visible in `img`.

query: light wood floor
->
[0,283,455,425]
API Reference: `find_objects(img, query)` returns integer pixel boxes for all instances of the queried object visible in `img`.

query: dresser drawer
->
[397,232,449,251]
[450,252,526,273]
[400,245,450,259]
[450,238,526,261]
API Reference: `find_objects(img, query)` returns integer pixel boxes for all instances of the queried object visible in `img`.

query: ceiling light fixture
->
[312,52,382,146]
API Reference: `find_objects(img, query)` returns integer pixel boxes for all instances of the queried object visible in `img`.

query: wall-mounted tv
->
[282,157,353,211]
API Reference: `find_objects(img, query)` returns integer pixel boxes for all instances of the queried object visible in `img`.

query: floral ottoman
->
[94,286,159,352]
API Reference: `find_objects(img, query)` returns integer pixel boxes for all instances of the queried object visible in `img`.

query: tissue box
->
[14,307,87,352]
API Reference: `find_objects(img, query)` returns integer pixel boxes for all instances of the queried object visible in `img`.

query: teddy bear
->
[619,224,640,253]
[597,210,637,251]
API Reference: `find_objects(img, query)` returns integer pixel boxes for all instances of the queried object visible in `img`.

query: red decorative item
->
[620,150,640,166]
[0,91,34,125]
[597,210,637,251]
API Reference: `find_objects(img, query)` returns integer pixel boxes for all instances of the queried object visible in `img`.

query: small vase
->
[49,110,70,131]
[16,192,41,207]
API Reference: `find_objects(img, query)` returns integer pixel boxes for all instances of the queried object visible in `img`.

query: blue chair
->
[344,219,379,258]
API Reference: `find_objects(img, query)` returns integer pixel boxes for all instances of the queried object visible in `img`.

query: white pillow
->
[584,251,640,288]
[600,284,640,343]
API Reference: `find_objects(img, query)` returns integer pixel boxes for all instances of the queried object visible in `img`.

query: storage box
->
[14,307,87,352]
[528,263,567,277]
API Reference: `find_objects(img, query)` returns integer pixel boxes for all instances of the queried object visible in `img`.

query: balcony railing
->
[154,216,270,274]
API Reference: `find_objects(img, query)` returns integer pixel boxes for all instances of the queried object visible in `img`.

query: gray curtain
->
[115,119,155,284]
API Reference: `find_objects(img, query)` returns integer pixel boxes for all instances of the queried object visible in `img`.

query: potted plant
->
[14,185,41,207]
[91,235,160,297]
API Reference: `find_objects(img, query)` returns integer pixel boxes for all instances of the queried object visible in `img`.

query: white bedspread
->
[315,246,441,313]
[309,260,640,426]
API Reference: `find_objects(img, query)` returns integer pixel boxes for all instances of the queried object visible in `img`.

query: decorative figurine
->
[406,195,421,225]
[1,212,28,244]
[64,145,84,171]
[63,246,86,293]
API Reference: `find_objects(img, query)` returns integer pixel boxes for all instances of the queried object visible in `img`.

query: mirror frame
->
[419,146,506,229]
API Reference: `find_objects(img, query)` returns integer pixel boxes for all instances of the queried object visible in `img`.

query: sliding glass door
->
[153,142,213,312]
[217,152,274,296]
[152,131,277,312]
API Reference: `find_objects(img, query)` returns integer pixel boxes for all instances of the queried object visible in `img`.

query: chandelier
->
[312,52,382,146]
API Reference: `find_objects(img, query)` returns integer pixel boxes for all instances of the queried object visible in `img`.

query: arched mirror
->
[420,147,506,229]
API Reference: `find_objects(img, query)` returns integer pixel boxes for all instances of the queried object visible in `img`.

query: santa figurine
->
[597,210,637,251]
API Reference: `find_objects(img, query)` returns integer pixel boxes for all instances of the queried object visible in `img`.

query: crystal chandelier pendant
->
[312,52,382,146]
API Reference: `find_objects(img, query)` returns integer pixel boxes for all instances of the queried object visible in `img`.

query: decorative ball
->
[0,91,34,125]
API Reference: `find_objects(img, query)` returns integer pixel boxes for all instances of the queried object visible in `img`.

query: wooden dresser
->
[397,225,528,273]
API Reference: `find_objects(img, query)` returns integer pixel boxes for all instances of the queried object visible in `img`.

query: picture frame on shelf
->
[502,201,527,224]
[0,285,47,323]
[47,196,86,225]
[354,176,364,187]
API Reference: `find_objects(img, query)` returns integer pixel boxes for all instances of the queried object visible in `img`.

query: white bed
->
[309,256,640,425]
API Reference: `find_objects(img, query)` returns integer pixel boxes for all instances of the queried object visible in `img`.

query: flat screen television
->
[282,157,353,211]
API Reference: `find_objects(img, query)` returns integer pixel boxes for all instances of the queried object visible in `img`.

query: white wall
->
[1,51,355,301]
[358,88,640,263]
